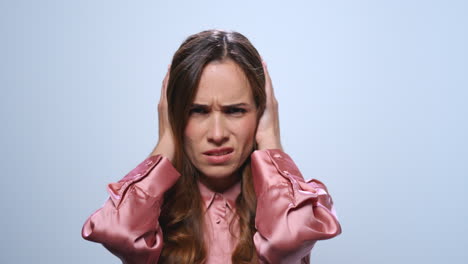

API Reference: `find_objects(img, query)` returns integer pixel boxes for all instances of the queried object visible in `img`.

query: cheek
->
[184,121,200,154]
[237,116,257,147]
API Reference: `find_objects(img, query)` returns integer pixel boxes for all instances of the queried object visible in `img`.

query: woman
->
[81,30,341,264]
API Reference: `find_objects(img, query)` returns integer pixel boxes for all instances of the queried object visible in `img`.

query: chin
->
[199,165,237,179]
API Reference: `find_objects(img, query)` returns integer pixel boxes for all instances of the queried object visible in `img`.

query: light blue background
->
[1,0,466,263]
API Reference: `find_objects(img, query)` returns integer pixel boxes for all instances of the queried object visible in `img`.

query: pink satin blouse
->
[81,149,341,263]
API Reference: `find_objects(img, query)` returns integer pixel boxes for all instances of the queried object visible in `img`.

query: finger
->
[160,65,171,103]
[158,66,170,137]
[262,61,276,102]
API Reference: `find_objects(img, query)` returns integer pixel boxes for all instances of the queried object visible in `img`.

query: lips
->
[203,147,234,156]
[203,147,234,164]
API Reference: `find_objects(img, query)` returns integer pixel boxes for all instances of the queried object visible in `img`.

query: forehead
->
[195,59,253,104]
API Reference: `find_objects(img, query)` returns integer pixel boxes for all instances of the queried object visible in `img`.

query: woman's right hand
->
[150,65,175,162]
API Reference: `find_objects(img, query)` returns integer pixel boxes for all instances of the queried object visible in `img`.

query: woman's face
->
[184,59,257,189]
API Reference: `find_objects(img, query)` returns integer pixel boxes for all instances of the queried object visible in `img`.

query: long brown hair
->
[158,29,266,263]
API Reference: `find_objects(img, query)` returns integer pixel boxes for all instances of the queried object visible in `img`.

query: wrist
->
[257,139,283,151]
[150,141,174,163]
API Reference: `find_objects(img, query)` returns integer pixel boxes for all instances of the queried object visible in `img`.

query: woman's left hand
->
[256,61,283,151]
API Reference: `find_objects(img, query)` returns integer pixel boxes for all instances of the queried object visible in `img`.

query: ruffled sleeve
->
[81,155,180,264]
[251,149,342,264]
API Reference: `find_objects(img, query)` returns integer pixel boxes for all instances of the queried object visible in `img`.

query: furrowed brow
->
[222,103,250,108]
[190,103,210,108]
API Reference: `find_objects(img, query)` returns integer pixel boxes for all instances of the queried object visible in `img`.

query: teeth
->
[210,151,230,156]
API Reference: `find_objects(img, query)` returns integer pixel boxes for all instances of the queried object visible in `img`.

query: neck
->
[198,173,241,193]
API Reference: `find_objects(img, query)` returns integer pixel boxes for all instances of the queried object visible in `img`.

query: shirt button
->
[283,170,290,175]
[273,153,282,158]
[145,160,153,166]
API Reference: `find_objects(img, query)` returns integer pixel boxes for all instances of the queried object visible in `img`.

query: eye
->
[225,107,247,116]
[189,106,209,115]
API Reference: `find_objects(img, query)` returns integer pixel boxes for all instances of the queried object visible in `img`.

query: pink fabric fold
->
[82,155,180,264]
[251,149,342,264]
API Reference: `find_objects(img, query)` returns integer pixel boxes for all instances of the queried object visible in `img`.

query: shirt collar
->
[197,180,241,210]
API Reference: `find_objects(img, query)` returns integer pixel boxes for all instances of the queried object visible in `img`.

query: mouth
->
[203,147,234,164]
[203,148,234,156]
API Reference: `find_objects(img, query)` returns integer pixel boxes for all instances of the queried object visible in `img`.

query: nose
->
[207,113,229,145]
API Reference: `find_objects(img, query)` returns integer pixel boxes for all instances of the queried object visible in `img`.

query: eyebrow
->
[190,103,251,108]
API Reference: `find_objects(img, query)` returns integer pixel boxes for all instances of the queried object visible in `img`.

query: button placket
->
[212,193,227,225]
